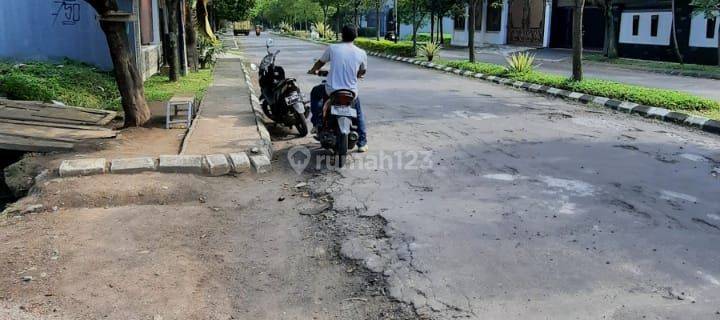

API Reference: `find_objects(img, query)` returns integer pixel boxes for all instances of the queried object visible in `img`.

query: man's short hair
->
[341,25,357,42]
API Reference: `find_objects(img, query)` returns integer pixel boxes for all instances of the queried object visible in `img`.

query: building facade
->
[449,0,718,65]
[0,0,167,79]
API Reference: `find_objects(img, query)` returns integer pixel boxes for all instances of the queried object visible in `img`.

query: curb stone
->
[249,155,272,174]
[205,154,231,176]
[159,155,204,174]
[59,158,107,177]
[239,61,275,159]
[110,157,156,174]
[274,32,720,136]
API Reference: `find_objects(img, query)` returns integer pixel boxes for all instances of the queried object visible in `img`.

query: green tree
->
[214,0,256,22]
[84,0,151,127]
[398,0,430,54]
[572,0,585,81]
[691,0,720,66]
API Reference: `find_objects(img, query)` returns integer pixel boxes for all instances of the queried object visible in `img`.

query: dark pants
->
[310,85,367,147]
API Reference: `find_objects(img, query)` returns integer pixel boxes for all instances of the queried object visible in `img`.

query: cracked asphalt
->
[242,34,720,319]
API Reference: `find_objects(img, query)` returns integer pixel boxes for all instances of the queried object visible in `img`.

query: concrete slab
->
[229,152,251,173]
[110,157,156,174]
[249,155,271,174]
[158,155,204,174]
[205,154,231,176]
[59,158,107,177]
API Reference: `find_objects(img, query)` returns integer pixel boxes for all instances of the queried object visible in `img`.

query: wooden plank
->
[0,123,117,141]
[0,134,74,152]
[0,108,94,125]
[0,119,113,131]
[0,99,117,125]
[0,119,114,131]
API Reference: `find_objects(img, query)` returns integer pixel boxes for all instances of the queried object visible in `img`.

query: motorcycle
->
[313,70,360,168]
[255,26,262,36]
[258,39,309,136]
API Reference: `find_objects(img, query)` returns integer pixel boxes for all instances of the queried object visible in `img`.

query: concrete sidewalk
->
[181,53,266,156]
[440,47,720,101]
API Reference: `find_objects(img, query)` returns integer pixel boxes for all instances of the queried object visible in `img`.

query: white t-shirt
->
[319,42,368,95]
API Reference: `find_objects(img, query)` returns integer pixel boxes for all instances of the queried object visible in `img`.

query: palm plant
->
[279,21,293,33]
[314,21,335,40]
[419,42,441,62]
[505,51,536,74]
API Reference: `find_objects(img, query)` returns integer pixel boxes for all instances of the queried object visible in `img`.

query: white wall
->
[451,0,510,47]
[689,12,719,48]
[619,11,672,46]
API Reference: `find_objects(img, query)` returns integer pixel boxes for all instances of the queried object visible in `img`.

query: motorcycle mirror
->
[266,39,274,48]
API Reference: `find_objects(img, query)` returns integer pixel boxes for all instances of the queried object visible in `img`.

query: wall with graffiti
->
[0,0,134,70]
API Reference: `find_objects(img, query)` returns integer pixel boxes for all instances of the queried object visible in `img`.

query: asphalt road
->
[241,34,720,320]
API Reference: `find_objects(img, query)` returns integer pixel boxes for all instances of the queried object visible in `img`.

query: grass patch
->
[584,53,720,78]
[143,68,213,102]
[0,60,121,111]
[438,59,720,117]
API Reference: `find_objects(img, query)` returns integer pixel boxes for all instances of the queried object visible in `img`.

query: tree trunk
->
[431,14,436,43]
[376,2,381,40]
[670,0,684,64]
[185,0,199,73]
[572,0,584,81]
[717,33,720,67]
[336,6,341,41]
[167,0,181,81]
[355,2,359,29]
[469,0,476,62]
[440,15,445,45]
[412,0,418,54]
[100,21,151,127]
[603,3,618,59]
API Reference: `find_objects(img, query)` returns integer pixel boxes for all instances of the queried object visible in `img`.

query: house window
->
[140,0,154,45]
[486,4,502,32]
[650,15,659,37]
[708,18,717,39]
[454,14,466,30]
[474,4,483,31]
[632,15,640,36]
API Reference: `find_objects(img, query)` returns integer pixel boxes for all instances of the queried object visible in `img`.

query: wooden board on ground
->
[0,99,118,152]
[0,133,74,152]
[0,98,117,126]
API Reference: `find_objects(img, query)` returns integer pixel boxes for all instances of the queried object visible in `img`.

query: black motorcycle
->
[314,70,360,168]
[258,39,309,136]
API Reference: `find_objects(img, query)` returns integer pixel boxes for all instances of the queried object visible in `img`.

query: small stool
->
[166,95,194,129]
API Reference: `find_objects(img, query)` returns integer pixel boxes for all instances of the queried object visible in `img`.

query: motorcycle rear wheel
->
[336,133,348,168]
[293,109,308,137]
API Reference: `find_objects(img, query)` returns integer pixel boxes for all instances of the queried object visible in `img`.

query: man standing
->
[308,25,369,153]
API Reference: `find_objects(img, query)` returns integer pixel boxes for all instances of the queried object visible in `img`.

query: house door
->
[507,0,546,46]
[550,6,605,50]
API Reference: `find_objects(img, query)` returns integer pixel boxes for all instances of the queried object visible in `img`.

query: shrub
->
[444,60,507,76]
[0,73,59,101]
[354,38,415,57]
[406,33,452,44]
[419,42,441,62]
[314,21,335,40]
[506,51,535,74]
[278,21,293,33]
[358,27,378,38]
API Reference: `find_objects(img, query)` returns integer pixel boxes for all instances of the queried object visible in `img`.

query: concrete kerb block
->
[453,69,462,74]
[110,157,156,174]
[568,92,584,100]
[474,73,484,78]
[703,120,720,134]
[684,115,710,127]
[512,81,524,88]
[592,96,609,106]
[158,155,204,174]
[616,101,639,112]
[529,84,543,92]
[205,154,231,176]
[229,152,251,173]
[645,107,671,119]
[547,87,562,96]
[249,154,272,174]
[59,158,107,177]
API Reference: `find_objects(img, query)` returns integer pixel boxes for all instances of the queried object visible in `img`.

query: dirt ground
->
[0,144,416,319]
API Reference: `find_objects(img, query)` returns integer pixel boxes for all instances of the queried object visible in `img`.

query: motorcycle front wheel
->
[261,101,274,120]
[293,109,308,137]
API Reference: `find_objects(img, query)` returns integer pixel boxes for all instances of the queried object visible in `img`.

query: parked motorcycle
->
[258,39,309,136]
[313,70,359,168]
[255,25,262,36]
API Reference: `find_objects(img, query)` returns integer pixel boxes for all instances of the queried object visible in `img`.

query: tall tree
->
[167,0,181,82]
[572,0,585,81]
[691,0,720,66]
[468,0,477,62]
[186,0,200,72]
[670,0,684,64]
[213,0,257,21]
[600,0,618,59]
[398,0,429,53]
[85,0,151,127]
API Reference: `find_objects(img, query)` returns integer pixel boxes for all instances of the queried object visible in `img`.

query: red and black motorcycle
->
[314,70,360,168]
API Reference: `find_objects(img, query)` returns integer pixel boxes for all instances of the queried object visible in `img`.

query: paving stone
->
[249,155,272,174]
[158,155,204,174]
[59,158,106,177]
[228,152,251,173]
[205,154,231,176]
[110,157,156,174]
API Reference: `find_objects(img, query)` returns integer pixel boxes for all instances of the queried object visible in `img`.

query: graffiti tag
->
[53,0,81,25]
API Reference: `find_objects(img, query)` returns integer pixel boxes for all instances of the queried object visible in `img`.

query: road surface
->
[242,34,720,320]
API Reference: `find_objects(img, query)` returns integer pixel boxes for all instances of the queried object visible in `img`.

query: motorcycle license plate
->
[285,92,300,104]
[331,106,357,118]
